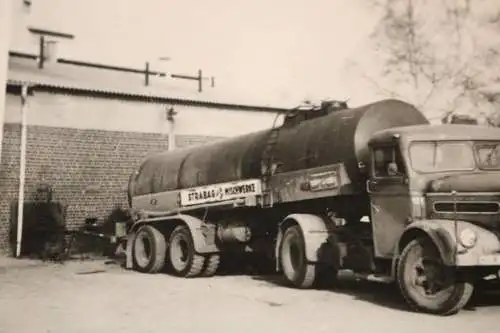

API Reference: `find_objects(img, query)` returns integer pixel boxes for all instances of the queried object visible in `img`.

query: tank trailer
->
[125,99,500,315]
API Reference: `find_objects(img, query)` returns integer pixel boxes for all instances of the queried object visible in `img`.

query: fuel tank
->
[128,99,429,201]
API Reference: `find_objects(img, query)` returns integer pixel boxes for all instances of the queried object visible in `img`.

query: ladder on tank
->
[260,125,281,207]
[260,104,306,207]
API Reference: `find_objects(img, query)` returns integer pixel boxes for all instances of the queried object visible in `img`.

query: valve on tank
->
[321,99,348,112]
[284,99,349,126]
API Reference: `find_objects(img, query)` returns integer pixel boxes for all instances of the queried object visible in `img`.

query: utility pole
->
[171,69,215,93]
[144,56,171,86]
[0,0,13,165]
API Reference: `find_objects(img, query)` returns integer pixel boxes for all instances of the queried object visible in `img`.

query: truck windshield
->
[475,142,500,170]
[409,141,476,173]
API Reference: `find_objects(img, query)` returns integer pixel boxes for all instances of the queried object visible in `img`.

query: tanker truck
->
[124,98,500,315]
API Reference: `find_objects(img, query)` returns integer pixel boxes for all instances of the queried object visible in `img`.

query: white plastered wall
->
[4,92,279,137]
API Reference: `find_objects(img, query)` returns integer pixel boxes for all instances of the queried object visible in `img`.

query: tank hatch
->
[283,99,349,127]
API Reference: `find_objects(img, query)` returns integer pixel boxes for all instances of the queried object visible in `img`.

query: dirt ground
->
[0,256,499,333]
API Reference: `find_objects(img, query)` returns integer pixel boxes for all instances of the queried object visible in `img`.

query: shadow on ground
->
[251,273,413,312]
[465,284,500,311]
[173,254,500,313]
[32,252,500,314]
[208,255,414,312]
[251,271,500,314]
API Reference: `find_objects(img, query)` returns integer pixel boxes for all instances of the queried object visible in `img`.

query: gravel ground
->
[0,257,499,333]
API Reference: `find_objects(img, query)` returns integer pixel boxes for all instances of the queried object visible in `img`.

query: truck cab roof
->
[368,124,500,146]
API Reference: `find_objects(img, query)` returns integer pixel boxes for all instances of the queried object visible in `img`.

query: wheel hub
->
[413,257,452,296]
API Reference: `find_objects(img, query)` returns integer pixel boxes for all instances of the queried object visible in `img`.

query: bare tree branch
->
[357,0,500,124]
[359,71,405,99]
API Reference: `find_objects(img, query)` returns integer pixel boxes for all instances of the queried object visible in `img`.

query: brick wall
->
[0,91,276,255]
[0,124,222,254]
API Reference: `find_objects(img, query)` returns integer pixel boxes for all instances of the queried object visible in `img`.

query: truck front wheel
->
[280,225,316,288]
[397,237,474,315]
[168,225,205,278]
[132,225,167,273]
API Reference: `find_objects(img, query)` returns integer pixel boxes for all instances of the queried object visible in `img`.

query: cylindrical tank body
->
[128,99,428,203]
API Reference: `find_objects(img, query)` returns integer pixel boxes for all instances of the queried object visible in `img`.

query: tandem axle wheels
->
[130,224,220,278]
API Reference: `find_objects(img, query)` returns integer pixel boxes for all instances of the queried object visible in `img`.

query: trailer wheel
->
[200,254,220,277]
[397,237,474,315]
[168,225,205,278]
[132,225,167,273]
[280,225,316,288]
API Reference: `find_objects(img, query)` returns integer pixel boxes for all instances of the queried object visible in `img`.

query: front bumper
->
[478,254,500,266]
[457,253,500,266]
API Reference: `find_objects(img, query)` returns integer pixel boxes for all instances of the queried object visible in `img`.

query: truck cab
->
[367,124,500,314]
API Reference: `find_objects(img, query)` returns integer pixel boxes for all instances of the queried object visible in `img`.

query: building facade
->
[0,0,293,254]
[0,54,287,254]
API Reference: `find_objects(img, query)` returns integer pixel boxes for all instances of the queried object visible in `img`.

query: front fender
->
[395,219,500,269]
[276,214,333,270]
[396,220,456,267]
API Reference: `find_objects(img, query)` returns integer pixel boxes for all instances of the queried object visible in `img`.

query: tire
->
[132,225,167,273]
[168,225,205,278]
[200,254,221,277]
[280,225,317,288]
[397,237,474,315]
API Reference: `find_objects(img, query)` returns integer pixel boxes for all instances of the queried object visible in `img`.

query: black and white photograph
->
[1,0,500,332]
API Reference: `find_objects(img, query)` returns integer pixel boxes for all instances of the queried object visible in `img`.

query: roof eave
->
[5,80,289,113]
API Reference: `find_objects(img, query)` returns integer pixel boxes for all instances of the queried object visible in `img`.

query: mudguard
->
[125,214,220,269]
[275,213,333,270]
[172,214,220,253]
[392,219,500,276]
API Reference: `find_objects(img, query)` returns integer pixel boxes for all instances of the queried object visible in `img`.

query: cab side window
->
[373,145,405,178]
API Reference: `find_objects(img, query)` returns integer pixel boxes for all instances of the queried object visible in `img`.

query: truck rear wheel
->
[280,225,316,288]
[200,254,220,277]
[168,225,205,278]
[397,237,474,315]
[132,225,167,273]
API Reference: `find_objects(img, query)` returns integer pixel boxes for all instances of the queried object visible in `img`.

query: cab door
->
[367,144,411,259]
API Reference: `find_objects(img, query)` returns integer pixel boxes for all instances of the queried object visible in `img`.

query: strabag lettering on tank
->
[187,188,224,202]
[180,180,262,206]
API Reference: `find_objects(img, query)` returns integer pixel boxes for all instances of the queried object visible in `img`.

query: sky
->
[11,0,383,107]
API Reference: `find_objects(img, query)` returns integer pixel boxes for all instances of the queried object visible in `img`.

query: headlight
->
[459,228,478,248]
